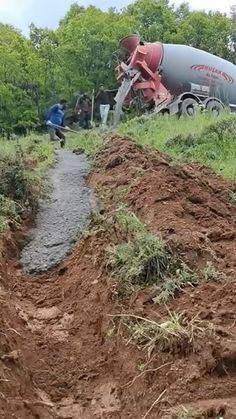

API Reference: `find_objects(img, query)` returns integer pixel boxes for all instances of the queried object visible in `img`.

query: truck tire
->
[206,100,224,116]
[180,98,199,117]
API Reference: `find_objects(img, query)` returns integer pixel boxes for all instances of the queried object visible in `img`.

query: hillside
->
[0,114,235,418]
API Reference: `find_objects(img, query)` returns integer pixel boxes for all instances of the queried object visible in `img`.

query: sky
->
[0,0,235,34]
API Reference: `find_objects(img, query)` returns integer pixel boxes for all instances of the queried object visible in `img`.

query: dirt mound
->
[0,135,235,418]
[92,135,236,276]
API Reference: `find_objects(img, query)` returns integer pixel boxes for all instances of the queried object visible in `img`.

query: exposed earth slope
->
[0,136,236,418]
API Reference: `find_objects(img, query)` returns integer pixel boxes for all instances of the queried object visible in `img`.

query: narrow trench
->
[13,150,121,418]
[11,149,123,419]
[21,150,94,274]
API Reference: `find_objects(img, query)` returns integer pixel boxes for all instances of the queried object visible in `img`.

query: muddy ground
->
[0,136,236,418]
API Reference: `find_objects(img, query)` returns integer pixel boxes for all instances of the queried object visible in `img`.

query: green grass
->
[65,112,236,180]
[107,205,170,289]
[154,262,228,304]
[0,135,55,233]
[105,207,229,300]
[118,113,236,180]
[153,263,198,304]
[115,204,146,235]
[107,232,170,287]
[118,113,212,147]
[201,262,228,283]
[66,129,104,155]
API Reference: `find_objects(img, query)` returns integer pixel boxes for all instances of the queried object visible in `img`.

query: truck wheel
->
[180,98,199,117]
[206,100,224,116]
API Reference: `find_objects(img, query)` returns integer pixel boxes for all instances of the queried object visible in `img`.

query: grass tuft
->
[115,204,146,235]
[153,263,197,304]
[172,407,203,419]
[107,232,169,287]
[106,207,229,299]
[115,311,211,356]
[201,262,228,283]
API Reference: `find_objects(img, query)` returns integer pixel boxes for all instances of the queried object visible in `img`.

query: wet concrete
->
[21,150,94,274]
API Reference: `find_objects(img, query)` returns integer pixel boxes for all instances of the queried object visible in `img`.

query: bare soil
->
[0,136,236,419]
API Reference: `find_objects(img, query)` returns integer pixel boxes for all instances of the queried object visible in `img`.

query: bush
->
[0,194,19,232]
[0,136,55,233]
[0,154,28,203]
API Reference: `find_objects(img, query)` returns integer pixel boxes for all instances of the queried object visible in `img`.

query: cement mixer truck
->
[114,35,236,124]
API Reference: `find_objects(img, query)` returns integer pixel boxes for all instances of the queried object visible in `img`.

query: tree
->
[229,5,236,63]
[29,25,60,111]
[175,2,190,24]
[173,11,232,59]
[125,0,177,42]
[0,25,40,133]
[0,2,235,133]
[57,5,135,94]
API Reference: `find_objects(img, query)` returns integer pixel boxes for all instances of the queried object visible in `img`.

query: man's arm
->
[76,96,84,111]
[95,90,101,100]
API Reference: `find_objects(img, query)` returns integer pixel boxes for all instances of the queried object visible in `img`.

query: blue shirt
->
[47,104,65,127]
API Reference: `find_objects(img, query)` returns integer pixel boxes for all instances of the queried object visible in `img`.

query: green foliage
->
[107,208,186,298]
[0,136,55,233]
[0,151,27,203]
[0,195,19,232]
[202,262,228,283]
[67,130,104,155]
[107,232,169,286]
[106,206,170,289]
[155,261,228,304]
[154,263,198,304]
[118,113,212,147]
[172,11,232,59]
[106,207,229,300]
[0,24,41,133]
[57,6,134,94]
[127,0,177,42]
[166,116,236,180]
[0,2,236,132]
[115,204,146,235]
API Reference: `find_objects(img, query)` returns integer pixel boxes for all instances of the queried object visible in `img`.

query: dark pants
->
[79,111,91,129]
[49,128,66,148]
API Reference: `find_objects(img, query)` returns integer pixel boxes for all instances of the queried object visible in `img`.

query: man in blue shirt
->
[46,99,67,148]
